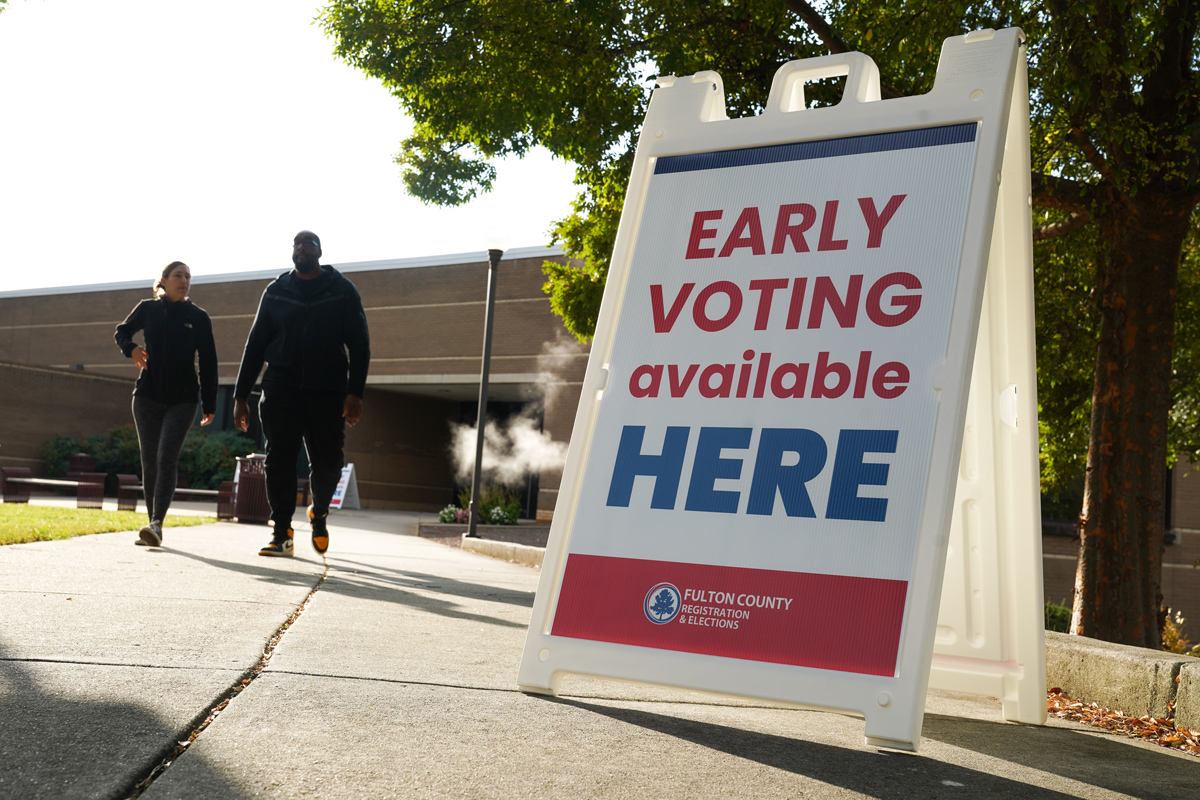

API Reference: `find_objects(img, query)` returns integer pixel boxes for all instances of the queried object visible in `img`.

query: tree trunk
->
[1073,189,1195,648]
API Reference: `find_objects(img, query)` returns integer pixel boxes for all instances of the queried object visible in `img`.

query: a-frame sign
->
[519,27,1044,751]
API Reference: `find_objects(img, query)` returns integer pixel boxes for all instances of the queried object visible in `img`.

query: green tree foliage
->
[1033,222,1098,501]
[1169,224,1200,469]
[320,0,818,341]
[321,1,1200,646]
[1034,225,1200,518]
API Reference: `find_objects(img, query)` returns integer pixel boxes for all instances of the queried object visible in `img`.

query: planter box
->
[417,522,550,548]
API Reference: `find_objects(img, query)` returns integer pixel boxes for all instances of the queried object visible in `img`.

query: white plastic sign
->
[329,463,360,510]
[926,41,1045,723]
[520,28,1039,751]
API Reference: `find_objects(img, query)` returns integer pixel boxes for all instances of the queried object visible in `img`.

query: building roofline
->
[0,245,566,299]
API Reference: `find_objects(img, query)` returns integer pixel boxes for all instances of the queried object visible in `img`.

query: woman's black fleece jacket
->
[114,297,219,413]
[233,266,370,399]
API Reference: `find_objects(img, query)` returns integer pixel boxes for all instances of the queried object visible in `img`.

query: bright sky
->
[0,0,579,293]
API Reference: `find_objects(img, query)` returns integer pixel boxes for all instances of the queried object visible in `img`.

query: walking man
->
[233,231,370,557]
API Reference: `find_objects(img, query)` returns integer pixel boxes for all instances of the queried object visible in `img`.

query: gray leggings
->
[132,396,197,522]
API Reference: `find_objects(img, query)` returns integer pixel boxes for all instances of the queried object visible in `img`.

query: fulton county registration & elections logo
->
[643,582,682,624]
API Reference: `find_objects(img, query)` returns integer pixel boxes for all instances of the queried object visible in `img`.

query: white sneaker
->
[258,528,294,557]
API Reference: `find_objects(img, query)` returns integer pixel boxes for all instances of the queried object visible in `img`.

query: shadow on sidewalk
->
[328,554,535,607]
[0,641,247,800]
[158,549,530,630]
[159,547,324,590]
[922,711,1198,798]
[552,698,1128,799]
[319,559,530,630]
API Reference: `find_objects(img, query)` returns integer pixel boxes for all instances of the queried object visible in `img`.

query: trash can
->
[234,455,270,524]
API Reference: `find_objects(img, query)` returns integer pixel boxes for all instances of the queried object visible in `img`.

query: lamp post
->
[467,230,509,537]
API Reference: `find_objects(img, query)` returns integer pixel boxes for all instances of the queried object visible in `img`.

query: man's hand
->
[233,398,249,432]
[343,393,363,427]
[200,413,215,427]
[131,346,148,370]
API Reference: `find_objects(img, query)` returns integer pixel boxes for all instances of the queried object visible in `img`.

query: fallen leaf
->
[1048,691,1200,757]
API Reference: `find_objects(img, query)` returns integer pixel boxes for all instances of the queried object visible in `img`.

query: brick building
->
[0,246,589,517]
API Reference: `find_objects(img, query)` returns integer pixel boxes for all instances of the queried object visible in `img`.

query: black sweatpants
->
[259,389,345,532]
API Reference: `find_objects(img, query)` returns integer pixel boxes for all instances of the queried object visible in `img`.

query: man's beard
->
[295,259,319,274]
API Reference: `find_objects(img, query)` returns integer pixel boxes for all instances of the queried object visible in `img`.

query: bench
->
[117,476,237,521]
[108,466,307,524]
[1,468,106,509]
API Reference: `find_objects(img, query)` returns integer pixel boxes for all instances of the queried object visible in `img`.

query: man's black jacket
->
[114,297,219,413]
[234,266,371,399]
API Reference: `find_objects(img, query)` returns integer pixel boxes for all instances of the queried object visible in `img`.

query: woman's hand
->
[131,346,148,370]
[200,414,215,427]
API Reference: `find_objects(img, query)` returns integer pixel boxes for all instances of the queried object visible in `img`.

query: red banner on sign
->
[551,554,907,676]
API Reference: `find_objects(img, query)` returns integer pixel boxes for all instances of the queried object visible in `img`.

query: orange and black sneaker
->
[308,505,329,555]
[259,527,294,557]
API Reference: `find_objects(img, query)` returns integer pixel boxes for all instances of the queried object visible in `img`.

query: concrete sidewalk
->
[0,512,1194,799]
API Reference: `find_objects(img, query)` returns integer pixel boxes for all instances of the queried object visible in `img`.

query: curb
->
[459,534,544,567]
[1044,631,1198,723]
[1176,661,1200,730]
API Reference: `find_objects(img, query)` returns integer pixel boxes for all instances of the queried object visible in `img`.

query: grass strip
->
[0,505,214,545]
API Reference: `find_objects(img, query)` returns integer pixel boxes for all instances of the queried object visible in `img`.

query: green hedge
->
[177,430,258,489]
[40,426,256,490]
[1045,600,1072,633]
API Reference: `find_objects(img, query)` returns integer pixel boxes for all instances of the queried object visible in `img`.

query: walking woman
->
[114,261,218,546]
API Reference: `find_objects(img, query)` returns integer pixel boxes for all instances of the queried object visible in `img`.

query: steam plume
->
[450,411,568,484]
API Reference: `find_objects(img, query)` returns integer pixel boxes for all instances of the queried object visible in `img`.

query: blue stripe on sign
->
[654,122,978,175]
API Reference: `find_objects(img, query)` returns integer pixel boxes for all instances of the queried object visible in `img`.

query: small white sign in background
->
[330,463,359,510]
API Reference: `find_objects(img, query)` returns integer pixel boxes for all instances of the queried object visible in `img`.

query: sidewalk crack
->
[122,558,329,799]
